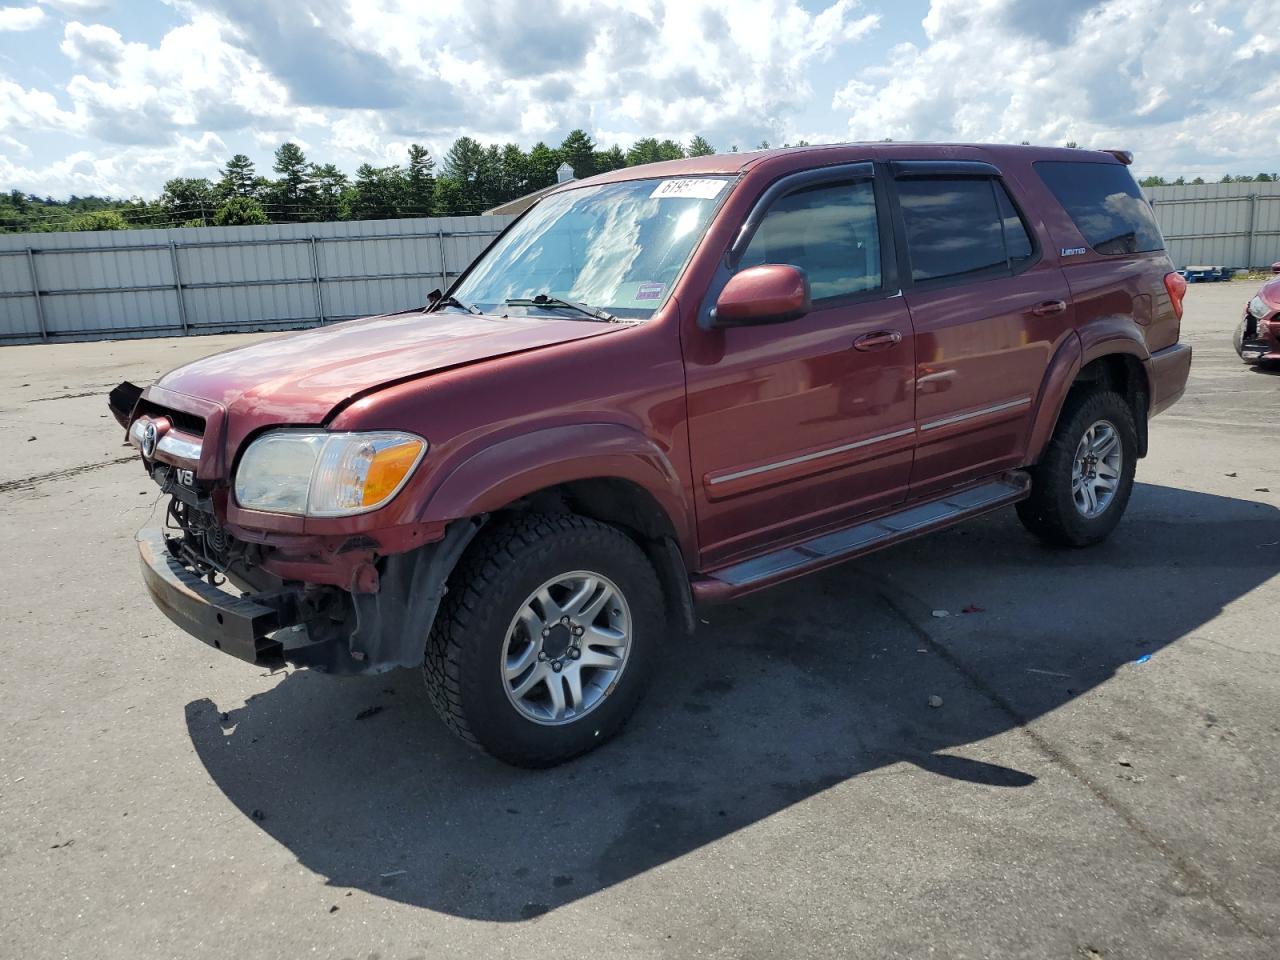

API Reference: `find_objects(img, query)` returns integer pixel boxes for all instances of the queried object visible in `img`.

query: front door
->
[683,168,916,568]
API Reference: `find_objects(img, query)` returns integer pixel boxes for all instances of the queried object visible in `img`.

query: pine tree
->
[217,154,257,200]
[559,129,597,180]
[271,143,309,220]
[687,135,715,156]
[406,144,436,216]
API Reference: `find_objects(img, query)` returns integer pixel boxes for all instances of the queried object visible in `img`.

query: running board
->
[692,473,1030,601]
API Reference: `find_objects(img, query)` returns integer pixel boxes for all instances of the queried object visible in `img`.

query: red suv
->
[112,143,1192,767]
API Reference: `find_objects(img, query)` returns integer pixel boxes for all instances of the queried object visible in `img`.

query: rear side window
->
[896,177,1035,282]
[738,180,881,300]
[1035,161,1164,255]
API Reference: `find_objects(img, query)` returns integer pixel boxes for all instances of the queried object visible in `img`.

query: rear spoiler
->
[1102,149,1134,165]
[107,380,143,429]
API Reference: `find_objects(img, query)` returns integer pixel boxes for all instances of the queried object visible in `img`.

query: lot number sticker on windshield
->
[650,178,726,200]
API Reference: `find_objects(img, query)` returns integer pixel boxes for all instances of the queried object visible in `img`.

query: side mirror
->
[711,264,811,328]
[1271,261,1280,275]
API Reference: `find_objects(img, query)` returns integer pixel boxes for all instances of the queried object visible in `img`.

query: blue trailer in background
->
[1178,265,1234,283]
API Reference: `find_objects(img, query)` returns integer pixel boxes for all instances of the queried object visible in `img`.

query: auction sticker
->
[650,178,727,200]
[635,282,666,301]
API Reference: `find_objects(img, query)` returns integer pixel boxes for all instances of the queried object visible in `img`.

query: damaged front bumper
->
[138,529,303,669]
[137,517,482,676]
[1235,305,1280,364]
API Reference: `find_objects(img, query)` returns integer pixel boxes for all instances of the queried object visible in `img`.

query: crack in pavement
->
[0,455,139,495]
[872,582,1271,944]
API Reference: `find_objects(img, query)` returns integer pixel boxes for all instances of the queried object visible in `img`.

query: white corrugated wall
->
[0,215,513,344]
[1146,181,1280,270]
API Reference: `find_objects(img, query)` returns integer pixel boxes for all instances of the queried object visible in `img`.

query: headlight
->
[234,430,427,517]
[1248,296,1272,320]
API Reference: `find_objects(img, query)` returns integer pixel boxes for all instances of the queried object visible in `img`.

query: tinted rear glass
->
[898,177,1034,282]
[1035,161,1164,255]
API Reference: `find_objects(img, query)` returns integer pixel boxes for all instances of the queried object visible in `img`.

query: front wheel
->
[1016,389,1138,548]
[424,513,663,767]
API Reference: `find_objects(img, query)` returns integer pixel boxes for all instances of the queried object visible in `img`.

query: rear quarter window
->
[1035,160,1164,256]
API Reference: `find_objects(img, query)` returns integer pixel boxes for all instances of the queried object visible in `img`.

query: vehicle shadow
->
[186,482,1280,921]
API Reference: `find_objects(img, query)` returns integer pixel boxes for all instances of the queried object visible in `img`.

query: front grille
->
[137,400,205,437]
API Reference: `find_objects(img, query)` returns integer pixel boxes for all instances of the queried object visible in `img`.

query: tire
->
[1016,388,1138,548]
[423,513,663,768]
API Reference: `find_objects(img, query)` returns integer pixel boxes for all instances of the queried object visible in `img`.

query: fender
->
[420,422,696,560]
[1076,314,1152,368]
[1027,317,1155,465]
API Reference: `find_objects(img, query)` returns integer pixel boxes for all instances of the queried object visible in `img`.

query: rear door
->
[888,162,1074,498]
[684,164,917,567]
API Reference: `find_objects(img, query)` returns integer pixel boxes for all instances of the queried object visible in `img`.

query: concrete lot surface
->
[1,284,1278,959]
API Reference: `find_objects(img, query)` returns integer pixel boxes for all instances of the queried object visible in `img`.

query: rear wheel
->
[1016,389,1138,548]
[424,513,663,767]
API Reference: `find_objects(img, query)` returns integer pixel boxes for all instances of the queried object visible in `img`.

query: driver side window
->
[738,180,882,300]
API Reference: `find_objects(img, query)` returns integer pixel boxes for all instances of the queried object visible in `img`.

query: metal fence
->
[0,215,513,344]
[1147,181,1280,270]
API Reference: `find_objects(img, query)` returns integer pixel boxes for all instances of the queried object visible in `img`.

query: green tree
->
[212,196,269,226]
[1139,175,1167,187]
[1191,177,1205,185]
[1064,141,1079,149]
[1257,173,1275,182]
[271,142,309,220]
[344,164,406,220]
[625,137,663,166]
[307,163,348,221]
[656,139,686,161]
[69,210,129,231]
[687,135,715,156]
[594,144,626,172]
[217,154,258,199]
[160,177,216,224]
[432,176,466,216]
[558,128,597,180]
[442,136,487,211]
[406,144,436,216]
[1220,174,1235,183]
[499,143,530,200]
[526,141,562,189]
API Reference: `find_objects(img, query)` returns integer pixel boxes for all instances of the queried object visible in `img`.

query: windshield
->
[450,177,731,320]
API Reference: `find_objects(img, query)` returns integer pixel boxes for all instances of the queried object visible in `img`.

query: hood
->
[1260,277,1280,311]
[156,310,621,422]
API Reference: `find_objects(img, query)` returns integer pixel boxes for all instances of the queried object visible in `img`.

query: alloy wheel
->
[500,571,632,725]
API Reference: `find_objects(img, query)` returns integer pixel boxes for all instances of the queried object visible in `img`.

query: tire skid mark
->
[0,455,139,495]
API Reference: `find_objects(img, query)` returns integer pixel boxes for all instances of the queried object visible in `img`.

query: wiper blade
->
[504,294,619,323]
[430,293,483,315]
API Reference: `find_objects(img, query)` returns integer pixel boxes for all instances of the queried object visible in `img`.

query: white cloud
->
[835,0,1280,178]
[2,0,1276,197]
[0,5,46,29]
[0,131,228,196]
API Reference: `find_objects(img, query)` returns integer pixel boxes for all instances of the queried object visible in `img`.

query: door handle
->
[853,330,903,351]
[1030,299,1067,317]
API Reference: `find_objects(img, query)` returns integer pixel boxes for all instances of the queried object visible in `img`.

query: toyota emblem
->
[141,421,158,458]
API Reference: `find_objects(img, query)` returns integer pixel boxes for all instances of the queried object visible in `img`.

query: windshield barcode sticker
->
[650,178,726,200]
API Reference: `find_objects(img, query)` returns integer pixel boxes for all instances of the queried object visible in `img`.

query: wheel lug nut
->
[569,647,581,660]
[572,625,584,636]
[560,616,570,625]
[551,660,563,673]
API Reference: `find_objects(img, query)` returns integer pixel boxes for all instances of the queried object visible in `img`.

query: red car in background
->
[1235,267,1280,364]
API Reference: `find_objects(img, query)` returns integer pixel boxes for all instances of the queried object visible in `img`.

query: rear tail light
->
[1164,272,1188,320]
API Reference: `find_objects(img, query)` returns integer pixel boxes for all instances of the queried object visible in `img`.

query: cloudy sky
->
[1,0,1277,199]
